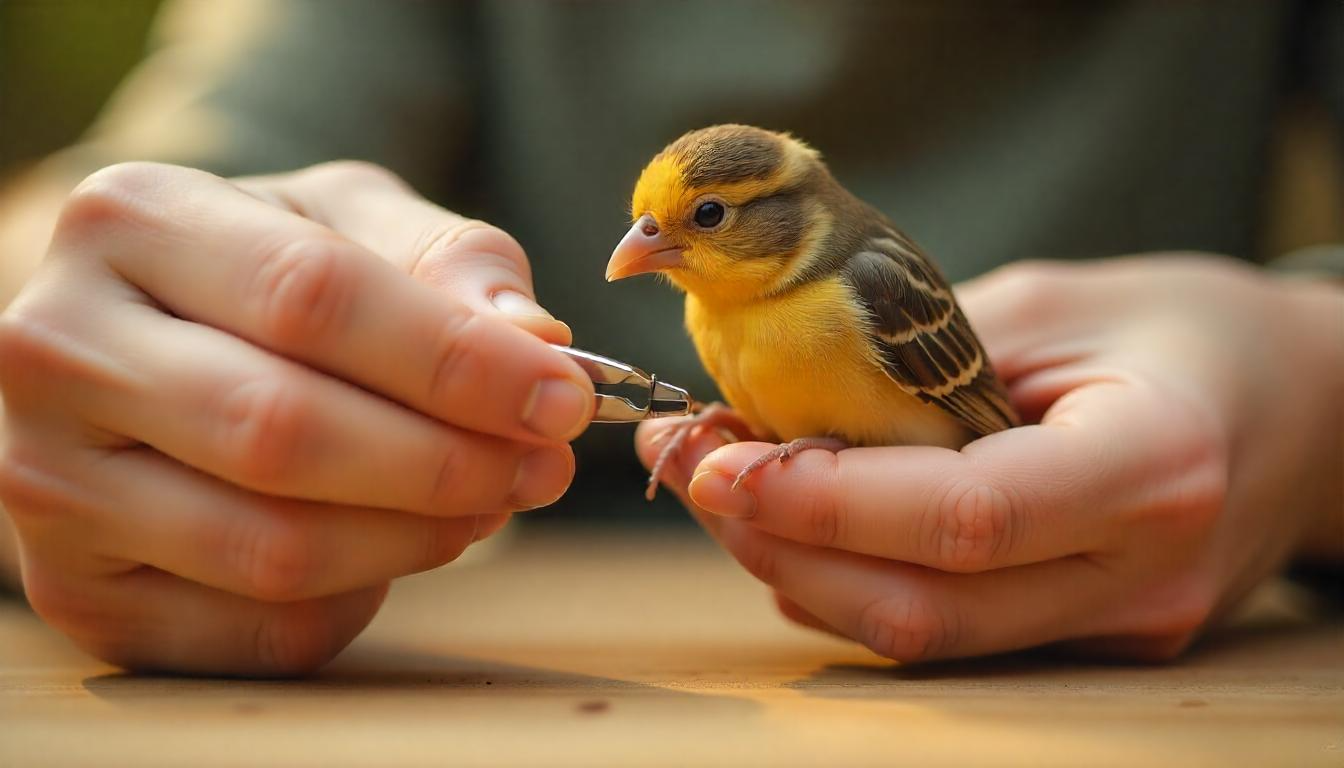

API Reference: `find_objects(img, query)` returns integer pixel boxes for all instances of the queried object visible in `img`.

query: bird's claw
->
[644,404,754,501]
[729,436,849,492]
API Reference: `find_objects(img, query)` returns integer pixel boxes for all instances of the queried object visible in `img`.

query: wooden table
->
[2,527,1341,767]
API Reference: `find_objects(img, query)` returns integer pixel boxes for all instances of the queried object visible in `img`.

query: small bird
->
[607,125,1018,499]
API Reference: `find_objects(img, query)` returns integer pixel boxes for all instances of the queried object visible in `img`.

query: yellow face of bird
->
[607,125,830,304]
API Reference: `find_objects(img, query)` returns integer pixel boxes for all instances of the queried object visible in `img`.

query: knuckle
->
[412,220,529,283]
[303,159,406,191]
[425,440,470,514]
[994,259,1066,288]
[0,313,40,377]
[0,446,72,524]
[0,311,62,389]
[252,237,355,345]
[0,309,136,402]
[797,475,843,548]
[18,568,72,629]
[985,260,1070,317]
[23,572,131,661]
[455,224,528,270]
[856,594,954,662]
[252,603,341,675]
[426,310,485,406]
[231,504,315,603]
[926,477,1015,572]
[1171,472,1226,536]
[0,308,138,405]
[1117,398,1229,535]
[216,379,306,490]
[57,162,170,238]
[1155,455,1228,534]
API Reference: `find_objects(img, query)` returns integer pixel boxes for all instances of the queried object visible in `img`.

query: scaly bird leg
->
[731,436,850,492]
[646,403,756,501]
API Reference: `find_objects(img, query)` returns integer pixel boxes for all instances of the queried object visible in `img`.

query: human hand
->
[638,256,1343,662]
[0,161,595,675]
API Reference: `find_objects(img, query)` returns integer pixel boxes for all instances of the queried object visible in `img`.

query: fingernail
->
[510,447,572,509]
[689,470,755,518]
[521,378,591,441]
[492,290,553,319]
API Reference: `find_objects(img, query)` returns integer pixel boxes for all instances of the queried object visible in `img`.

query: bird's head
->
[607,125,832,303]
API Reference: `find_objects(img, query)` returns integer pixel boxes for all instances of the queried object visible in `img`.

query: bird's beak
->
[606,214,685,281]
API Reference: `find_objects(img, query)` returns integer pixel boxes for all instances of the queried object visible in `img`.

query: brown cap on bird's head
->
[607,125,830,300]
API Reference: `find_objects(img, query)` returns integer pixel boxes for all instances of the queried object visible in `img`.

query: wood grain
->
[1,528,1340,767]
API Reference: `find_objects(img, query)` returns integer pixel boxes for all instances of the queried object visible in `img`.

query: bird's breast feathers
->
[684,276,972,448]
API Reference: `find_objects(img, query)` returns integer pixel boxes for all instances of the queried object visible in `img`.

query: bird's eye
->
[693,201,725,229]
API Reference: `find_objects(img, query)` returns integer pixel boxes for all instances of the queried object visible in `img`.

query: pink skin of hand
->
[638,256,1343,663]
[0,161,592,676]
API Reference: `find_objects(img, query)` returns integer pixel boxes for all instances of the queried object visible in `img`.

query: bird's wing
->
[840,232,1018,435]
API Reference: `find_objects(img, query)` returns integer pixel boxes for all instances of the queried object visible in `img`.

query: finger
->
[76,304,575,513]
[62,162,592,444]
[955,263,1120,424]
[688,435,1105,572]
[715,520,1114,662]
[473,512,512,542]
[75,446,485,602]
[689,378,1206,572]
[995,360,1123,426]
[238,162,572,344]
[773,591,847,639]
[19,555,385,676]
[954,262,1101,384]
[953,261,1086,335]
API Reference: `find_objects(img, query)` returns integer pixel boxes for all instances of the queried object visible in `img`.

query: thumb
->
[405,221,573,346]
[236,161,571,344]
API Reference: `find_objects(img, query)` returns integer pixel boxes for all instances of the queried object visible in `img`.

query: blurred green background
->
[1,0,162,178]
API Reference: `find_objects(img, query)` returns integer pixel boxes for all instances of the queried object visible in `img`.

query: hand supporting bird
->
[607,124,1016,498]
[638,256,1343,663]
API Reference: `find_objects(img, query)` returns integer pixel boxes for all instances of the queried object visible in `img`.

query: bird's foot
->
[646,403,755,501]
[731,436,850,492]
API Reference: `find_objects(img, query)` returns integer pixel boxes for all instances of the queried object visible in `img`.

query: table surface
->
[1,527,1341,767]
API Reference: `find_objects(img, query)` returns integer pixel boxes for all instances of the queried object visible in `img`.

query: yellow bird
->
[606,125,1018,498]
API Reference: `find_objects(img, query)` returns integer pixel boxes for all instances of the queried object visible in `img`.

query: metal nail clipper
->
[552,345,694,423]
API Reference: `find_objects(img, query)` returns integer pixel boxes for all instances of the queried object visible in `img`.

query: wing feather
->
[840,233,1018,435]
